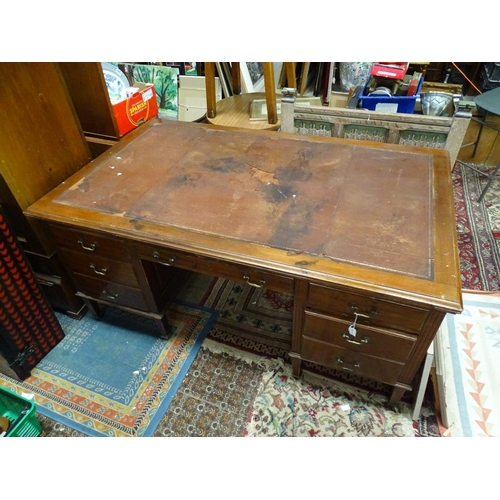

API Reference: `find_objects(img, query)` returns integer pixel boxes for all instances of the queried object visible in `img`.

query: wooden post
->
[285,62,296,88]
[263,62,277,125]
[231,62,241,95]
[205,62,217,119]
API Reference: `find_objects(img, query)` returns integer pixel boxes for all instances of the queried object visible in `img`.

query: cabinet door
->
[0,208,64,379]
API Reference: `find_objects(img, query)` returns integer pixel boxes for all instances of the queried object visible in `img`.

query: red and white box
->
[370,63,409,80]
[112,82,159,136]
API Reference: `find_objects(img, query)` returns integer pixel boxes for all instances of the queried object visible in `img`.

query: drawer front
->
[303,311,416,363]
[59,248,140,288]
[308,283,428,335]
[72,274,148,311]
[135,242,294,295]
[49,224,131,262]
[301,337,404,386]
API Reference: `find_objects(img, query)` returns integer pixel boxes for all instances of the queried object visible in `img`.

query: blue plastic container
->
[359,77,424,114]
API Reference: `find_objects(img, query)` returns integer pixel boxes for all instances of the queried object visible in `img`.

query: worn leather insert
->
[55,124,433,279]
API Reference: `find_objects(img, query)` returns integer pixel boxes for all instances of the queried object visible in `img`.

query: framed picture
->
[110,63,179,120]
[240,63,283,93]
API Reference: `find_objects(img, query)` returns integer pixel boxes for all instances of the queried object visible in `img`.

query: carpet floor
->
[454,162,500,290]
[23,272,439,437]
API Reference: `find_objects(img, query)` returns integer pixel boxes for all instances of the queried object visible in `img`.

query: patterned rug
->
[0,301,216,436]
[454,162,500,291]
[155,274,439,437]
[437,291,500,437]
[157,340,430,438]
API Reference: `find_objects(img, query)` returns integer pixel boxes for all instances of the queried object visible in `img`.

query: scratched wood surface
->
[54,122,433,279]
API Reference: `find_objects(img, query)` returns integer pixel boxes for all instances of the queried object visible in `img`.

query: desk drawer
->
[49,224,131,262]
[73,274,148,311]
[59,248,140,288]
[307,283,428,335]
[301,337,404,386]
[135,242,294,294]
[303,311,416,363]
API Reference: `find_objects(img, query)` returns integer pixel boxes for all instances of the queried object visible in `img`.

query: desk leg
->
[289,352,302,377]
[82,297,104,319]
[389,384,410,405]
[154,315,170,340]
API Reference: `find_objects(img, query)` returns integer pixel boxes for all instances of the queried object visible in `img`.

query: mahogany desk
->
[25,120,462,404]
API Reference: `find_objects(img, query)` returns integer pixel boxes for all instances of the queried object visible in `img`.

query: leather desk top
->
[26,120,462,312]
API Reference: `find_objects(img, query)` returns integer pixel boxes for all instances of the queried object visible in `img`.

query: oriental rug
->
[437,291,500,437]
[154,273,440,437]
[454,162,500,291]
[0,302,217,437]
[156,339,431,437]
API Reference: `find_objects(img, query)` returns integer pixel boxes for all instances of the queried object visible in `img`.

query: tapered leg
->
[155,315,170,340]
[289,352,302,377]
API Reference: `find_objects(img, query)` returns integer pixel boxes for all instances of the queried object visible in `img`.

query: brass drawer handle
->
[102,290,119,300]
[349,303,379,318]
[337,357,360,372]
[342,332,369,345]
[243,275,265,288]
[78,239,97,251]
[152,251,176,266]
[90,264,108,276]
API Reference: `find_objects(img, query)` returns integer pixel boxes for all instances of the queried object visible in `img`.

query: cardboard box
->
[112,82,159,136]
[370,63,409,80]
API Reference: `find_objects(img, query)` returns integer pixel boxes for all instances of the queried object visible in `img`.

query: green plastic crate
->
[0,386,42,437]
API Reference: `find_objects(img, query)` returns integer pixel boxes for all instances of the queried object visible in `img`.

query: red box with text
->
[370,63,409,80]
[113,82,159,136]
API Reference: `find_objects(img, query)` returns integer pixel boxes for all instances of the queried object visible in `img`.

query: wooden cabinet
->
[0,62,92,318]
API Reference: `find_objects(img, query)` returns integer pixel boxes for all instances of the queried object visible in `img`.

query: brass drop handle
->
[349,303,379,317]
[102,290,118,300]
[152,251,176,266]
[90,263,108,276]
[243,275,265,288]
[78,239,97,251]
[337,357,360,372]
[342,332,369,345]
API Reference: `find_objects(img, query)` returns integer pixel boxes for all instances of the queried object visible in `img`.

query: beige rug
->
[437,291,500,437]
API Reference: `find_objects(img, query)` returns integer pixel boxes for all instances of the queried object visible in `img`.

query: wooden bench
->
[280,88,472,168]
